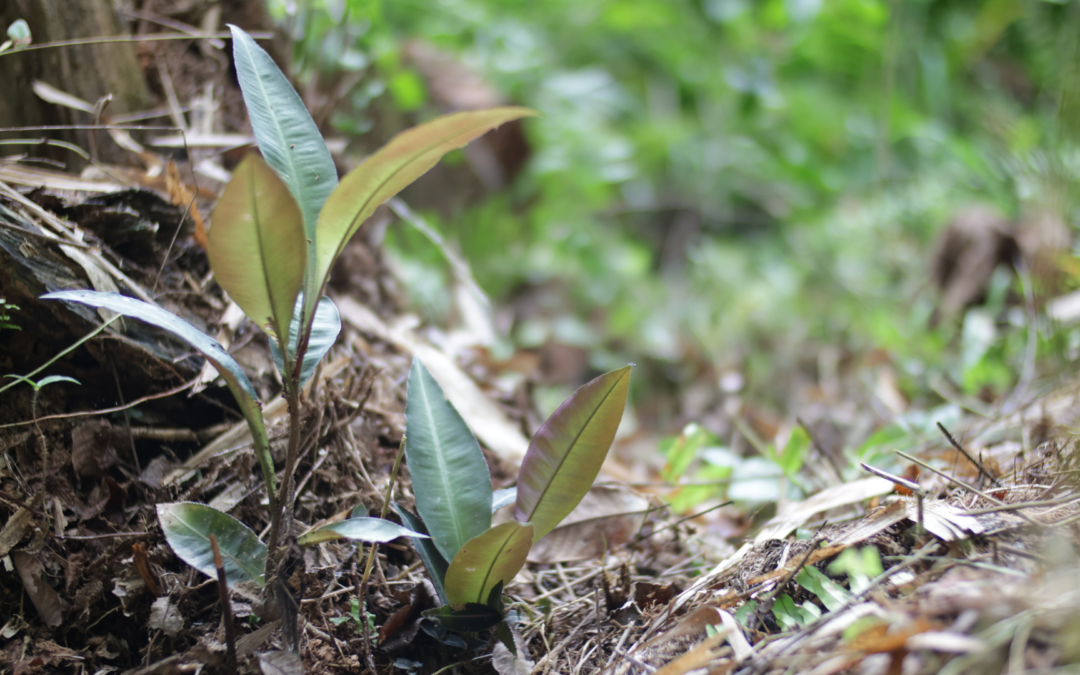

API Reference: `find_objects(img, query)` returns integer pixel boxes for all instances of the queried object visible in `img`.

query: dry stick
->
[209,534,238,675]
[637,500,732,543]
[109,358,141,474]
[0,31,272,55]
[936,422,1001,488]
[893,450,1041,528]
[0,372,198,429]
[357,435,407,662]
[152,128,199,293]
[860,462,925,531]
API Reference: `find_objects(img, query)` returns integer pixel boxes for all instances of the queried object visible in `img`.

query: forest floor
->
[2,7,1080,675]
[2,158,1079,675]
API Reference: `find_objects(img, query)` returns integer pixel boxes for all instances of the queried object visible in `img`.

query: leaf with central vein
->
[209,154,305,347]
[513,366,632,541]
[313,107,538,294]
[41,290,276,501]
[444,521,533,606]
[404,359,492,562]
[229,25,337,316]
[157,502,267,587]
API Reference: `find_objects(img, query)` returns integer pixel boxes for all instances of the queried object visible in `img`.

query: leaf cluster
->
[41,26,535,613]
[399,360,631,645]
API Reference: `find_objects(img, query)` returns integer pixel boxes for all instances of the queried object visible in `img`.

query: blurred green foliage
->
[269,0,1080,426]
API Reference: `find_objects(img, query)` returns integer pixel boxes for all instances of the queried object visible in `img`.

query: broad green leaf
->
[421,603,502,632]
[404,359,492,562]
[269,296,340,387]
[393,503,450,604]
[157,502,267,587]
[313,107,538,292]
[209,154,305,348]
[229,25,337,321]
[297,517,428,547]
[42,291,276,502]
[513,366,631,541]
[444,522,533,606]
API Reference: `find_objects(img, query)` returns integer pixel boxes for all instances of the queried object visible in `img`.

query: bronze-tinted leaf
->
[513,366,632,541]
[209,154,306,347]
[444,522,533,606]
[314,107,537,293]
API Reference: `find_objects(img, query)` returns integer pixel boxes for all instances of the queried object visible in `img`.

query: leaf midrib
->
[417,371,470,558]
[324,115,521,277]
[520,371,626,523]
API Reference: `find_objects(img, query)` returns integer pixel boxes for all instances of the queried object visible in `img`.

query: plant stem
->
[359,435,407,592]
[267,383,303,561]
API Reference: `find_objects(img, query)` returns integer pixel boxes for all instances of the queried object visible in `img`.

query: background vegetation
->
[269,0,1080,457]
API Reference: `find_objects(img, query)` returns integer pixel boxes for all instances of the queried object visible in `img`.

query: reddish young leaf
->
[514,366,632,541]
[313,107,537,293]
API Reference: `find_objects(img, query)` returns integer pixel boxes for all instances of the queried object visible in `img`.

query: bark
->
[0,0,153,165]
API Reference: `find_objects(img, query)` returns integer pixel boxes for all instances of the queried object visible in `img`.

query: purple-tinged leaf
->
[313,108,537,294]
[513,366,632,541]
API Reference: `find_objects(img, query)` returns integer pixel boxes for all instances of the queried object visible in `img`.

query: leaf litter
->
[1,14,1079,675]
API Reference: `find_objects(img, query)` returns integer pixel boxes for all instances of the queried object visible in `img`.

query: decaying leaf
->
[11,550,63,626]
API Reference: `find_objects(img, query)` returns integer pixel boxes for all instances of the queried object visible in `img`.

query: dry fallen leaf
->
[11,550,64,626]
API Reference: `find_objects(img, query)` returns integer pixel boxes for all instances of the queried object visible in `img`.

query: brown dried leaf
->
[11,550,63,626]
[71,419,119,477]
[165,160,207,250]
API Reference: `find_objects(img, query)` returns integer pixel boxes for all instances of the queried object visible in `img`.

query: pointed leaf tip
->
[513,365,632,541]
[404,359,492,562]
[314,107,538,292]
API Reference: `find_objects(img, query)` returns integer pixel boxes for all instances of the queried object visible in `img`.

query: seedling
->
[41,25,535,646]
[397,359,631,650]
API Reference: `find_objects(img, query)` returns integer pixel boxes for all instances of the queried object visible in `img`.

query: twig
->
[893,450,1040,527]
[0,373,198,429]
[209,535,238,675]
[936,422,1001,487]
[0,31,272,55]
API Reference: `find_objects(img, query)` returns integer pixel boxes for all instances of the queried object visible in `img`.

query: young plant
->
[396,359,631,647]
[41,24,535,633]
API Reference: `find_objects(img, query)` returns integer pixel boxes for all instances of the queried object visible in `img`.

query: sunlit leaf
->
[444,522,533,606]
[229,25,338,322]
[42,291,276,502]
[297,517,428,547]
[404,359,492,562]
[393,503,450,604]
[421,603,502,632]
[313,107,538,293]
[269,296,341,386]
[513,366,631,541]
[157,502,267,587]
[209,154,305,347]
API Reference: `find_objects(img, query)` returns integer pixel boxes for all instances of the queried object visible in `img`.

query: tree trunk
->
[0,0,153,166]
